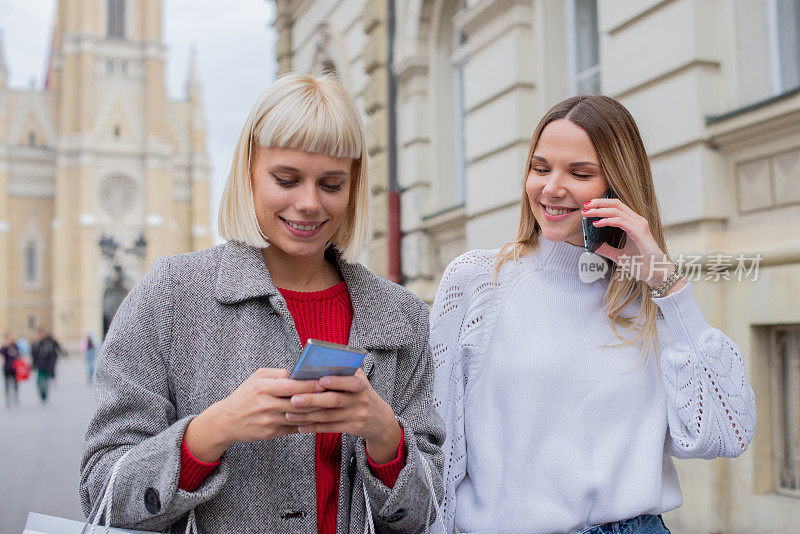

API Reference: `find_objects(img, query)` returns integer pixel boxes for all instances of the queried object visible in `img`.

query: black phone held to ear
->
[581,189,625,254]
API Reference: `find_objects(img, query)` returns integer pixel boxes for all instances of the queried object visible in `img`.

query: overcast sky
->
[0,0,278,240]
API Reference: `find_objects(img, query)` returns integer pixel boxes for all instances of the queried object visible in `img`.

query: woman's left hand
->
[285,369,402,463]
[582,197,679,289]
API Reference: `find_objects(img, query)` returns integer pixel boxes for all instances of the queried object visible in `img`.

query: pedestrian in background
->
[2,333,20,408]
[81,333,97,385]
[32,329,63,403]
[16,336,31,359]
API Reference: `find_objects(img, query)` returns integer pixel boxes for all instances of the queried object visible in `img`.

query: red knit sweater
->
[179,281,406,533]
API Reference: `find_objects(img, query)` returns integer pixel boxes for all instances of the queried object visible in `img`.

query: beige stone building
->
[275,0,800,531]
[0,0,211,348]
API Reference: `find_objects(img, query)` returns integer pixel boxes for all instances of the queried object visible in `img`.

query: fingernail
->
[291,396,304,406]
[584,201,591,206]
[582,209,589,213]
[319,377,330,387]
[285,412,296,421]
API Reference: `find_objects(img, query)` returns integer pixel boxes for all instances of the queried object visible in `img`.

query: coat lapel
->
[214,241,279,304]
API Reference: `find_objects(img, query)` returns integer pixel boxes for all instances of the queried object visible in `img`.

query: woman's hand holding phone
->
[285,369,403,464]
[582,197,685,293]
[184,367,324,463]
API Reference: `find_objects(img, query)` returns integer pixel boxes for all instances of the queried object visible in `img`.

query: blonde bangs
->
[218,72,369,263]
[254,86,363,161]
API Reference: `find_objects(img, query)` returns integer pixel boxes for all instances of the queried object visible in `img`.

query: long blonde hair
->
[218,72,369,262]
[497,95,668,362]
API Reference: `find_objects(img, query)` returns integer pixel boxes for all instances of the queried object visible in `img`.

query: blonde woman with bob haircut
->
[430,95,756,534]
[81,72,445,534]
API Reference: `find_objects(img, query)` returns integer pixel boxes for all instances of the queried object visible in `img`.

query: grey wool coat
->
[79,241,445,533]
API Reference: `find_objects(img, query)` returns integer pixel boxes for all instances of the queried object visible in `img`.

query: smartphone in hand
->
[581,189,625,253]
[289,339,367,380]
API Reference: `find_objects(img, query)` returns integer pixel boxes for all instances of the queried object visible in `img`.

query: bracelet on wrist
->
[649,265,682,298]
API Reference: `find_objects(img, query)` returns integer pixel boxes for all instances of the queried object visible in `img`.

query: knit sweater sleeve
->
[655,282,757,459]
[429,250,498,533]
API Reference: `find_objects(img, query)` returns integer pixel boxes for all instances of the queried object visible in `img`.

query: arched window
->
[25,241,38,284]
[108,0,126,39]
[28,132,36,147]
[114,125,121,138]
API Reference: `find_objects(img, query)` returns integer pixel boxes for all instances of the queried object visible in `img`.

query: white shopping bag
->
[23,512,157,534]
[23,450,196,534]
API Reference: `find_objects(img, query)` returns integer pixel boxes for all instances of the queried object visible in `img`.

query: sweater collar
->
[533,236,589,275]
[214,241,415,349]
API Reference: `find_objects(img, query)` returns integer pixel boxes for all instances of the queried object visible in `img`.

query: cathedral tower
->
[0,0,211,345]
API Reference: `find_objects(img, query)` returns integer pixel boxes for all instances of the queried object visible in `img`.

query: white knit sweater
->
[429,237,756,534]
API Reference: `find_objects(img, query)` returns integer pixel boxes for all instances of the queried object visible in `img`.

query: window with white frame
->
[771,324,800,497]
[769,0,800,93]
[567,0,601,95]
[107,0,126,39]
[431,0,467,211]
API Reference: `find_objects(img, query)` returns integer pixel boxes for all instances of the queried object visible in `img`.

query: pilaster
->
[362,0,391,279]
[274,0,294,72]
[0,152,9,330]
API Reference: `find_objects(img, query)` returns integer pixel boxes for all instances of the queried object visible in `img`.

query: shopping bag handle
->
[82,449,198,534]
[362,441,445,534]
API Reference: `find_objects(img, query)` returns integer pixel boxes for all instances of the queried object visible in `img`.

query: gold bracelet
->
[649,265,682,298]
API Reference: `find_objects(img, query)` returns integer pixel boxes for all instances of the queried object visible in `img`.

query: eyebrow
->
[531,155,601,168]
[271,165,349,177]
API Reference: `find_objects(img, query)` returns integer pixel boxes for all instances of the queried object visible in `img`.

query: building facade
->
[0,0,212,347]
[275,0,800,531]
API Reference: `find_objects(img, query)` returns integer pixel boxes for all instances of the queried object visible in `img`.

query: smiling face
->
[525,119,610,246]
[251,146,353,260]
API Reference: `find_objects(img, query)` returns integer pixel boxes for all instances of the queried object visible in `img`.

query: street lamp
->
[98,232,147,338]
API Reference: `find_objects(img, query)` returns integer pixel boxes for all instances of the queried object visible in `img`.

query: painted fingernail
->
[582,209,589,213]
[584,201,591,206]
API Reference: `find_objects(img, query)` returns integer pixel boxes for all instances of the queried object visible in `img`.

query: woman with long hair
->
[81,73,444,534]
[430,95,756,534]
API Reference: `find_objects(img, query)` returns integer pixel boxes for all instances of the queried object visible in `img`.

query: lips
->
[280,217,327,237]
[284,219,323,231]
[541,203,579,216]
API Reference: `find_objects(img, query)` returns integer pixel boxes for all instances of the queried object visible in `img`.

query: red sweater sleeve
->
[178,437,221,492]
[366,427,406,488]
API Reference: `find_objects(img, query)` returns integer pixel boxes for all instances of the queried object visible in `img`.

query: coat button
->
[383,508,406,523]
[144,487,161,514]
[280,510,305,520]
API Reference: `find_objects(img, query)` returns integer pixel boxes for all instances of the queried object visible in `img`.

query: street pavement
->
[1,355,96,534]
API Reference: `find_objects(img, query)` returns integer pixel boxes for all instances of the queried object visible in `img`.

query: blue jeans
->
[579,514,670,534]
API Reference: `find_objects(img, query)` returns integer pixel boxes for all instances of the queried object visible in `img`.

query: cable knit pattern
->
[429,238,756,534]
[656,289,757,459]
[430,249,500,533]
